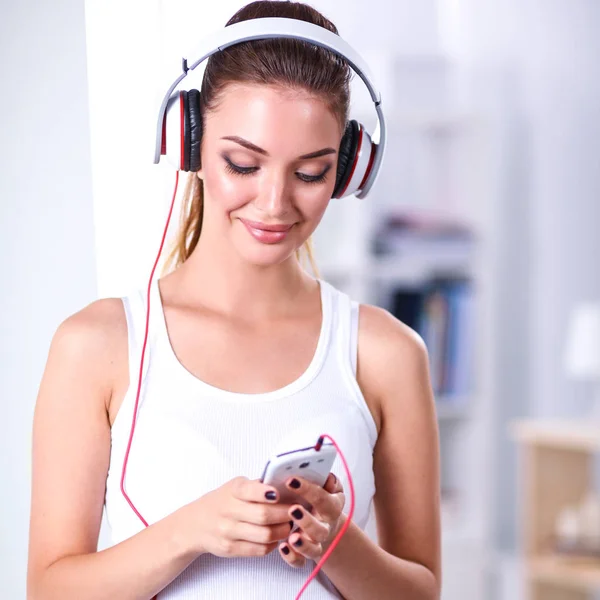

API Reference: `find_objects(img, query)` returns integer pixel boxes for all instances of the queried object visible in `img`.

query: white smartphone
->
[260,442,337,514]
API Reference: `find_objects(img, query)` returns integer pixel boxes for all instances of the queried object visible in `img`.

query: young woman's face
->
[197,83,343,266]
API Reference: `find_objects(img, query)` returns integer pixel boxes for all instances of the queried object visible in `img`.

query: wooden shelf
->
[529,554,600,591]
[512,419,600,599]
[511,420,600,452]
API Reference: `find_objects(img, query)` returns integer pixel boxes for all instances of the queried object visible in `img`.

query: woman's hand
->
[278,472,346,568]
[179,476,295,558]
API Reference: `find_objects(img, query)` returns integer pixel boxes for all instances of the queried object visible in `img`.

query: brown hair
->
[161,1,352,276]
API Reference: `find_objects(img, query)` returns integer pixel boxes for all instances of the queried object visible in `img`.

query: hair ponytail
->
[161,173,203,275]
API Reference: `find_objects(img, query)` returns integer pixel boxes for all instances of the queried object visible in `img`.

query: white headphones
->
[153,17,386,199]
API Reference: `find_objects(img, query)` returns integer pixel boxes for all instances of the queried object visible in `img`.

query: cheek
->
[298,190,330,224]
[203,166,255,213]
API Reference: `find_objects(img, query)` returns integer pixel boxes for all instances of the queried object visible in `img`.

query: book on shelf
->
[372,209,476,259]
[389,276,475,399]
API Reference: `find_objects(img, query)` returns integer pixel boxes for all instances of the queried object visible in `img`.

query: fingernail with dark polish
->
[281,545,290,555]
[294,538,303,547]
[289,520,294,529]
[292,508,303,520]
[265,491,277,501]
[289,478,300,489]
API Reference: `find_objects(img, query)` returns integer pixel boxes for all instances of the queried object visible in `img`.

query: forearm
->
[30,508,200,600]
[320,516,439,600]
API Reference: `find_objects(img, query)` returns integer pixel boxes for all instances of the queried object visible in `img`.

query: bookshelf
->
[312,105,495,600]
[511,420,600,600]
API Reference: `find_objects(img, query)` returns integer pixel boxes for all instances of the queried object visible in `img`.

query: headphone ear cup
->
[162,90,200,171]
[333,120,360,198]
[181,91,191,172]
[187,89,203,172]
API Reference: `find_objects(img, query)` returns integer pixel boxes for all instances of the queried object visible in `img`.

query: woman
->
[27,1,441,599]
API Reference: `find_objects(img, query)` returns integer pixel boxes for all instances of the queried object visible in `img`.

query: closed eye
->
[223,157,331,185]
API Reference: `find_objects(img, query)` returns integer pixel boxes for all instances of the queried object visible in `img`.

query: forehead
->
[205,83,341,142]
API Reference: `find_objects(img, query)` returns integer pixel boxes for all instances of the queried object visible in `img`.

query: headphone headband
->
[154,17,386,198]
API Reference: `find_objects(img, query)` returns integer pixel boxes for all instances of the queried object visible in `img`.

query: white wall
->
[522,0,600,417]
[0,0,97,597]
[440,0,600,559]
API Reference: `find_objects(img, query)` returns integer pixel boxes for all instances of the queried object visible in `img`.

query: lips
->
[239,219,294,232]
[239,218,295,244]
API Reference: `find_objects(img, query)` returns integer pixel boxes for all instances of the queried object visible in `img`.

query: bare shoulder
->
[46,296,128,410]
[358,303,427,356]
[356,303,429,403]
[56,296,126,343]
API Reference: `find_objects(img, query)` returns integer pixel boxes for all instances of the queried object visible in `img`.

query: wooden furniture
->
[511,420,600,600]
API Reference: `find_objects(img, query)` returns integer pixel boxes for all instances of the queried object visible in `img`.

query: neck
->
[166,228,318,321]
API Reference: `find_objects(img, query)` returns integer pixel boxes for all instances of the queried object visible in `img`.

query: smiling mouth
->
[239,218,295,232]
[238,218,295,244]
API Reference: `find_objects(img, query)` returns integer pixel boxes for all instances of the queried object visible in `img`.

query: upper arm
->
[27,298,126,590]
[357,304,441,586]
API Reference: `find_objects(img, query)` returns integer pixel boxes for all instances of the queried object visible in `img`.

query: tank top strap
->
[121,282,159,390]
[349,299,359,377]
[328,285,377,447]
[329,284,359,378]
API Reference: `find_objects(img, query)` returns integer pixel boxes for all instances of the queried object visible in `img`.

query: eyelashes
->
[223,157,330,185]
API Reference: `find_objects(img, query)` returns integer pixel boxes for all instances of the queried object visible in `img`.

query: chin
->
[234,239,300,268]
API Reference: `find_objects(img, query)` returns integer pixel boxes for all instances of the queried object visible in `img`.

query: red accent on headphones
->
[161,113,167,156]
[358,140,376,190]
[179,91,185,170]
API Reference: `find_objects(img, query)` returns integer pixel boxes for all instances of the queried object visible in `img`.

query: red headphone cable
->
[119,170,180,527]
[294,433,356,600]
[119,171,355,599]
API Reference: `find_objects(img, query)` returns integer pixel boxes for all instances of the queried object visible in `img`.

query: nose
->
[253,168,294,219]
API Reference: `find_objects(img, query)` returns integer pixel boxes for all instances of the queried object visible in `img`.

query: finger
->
[288,504,330,544]
[279,540,306,568]
[233,476,281,504]
[285,476,343,522]
[220,539,280,558]
[285,530,323,562]
[323,472,343,494]
[228,520,295,545]
[230,499,293,527]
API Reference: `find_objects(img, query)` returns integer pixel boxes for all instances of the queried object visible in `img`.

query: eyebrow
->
[220,136,337,160]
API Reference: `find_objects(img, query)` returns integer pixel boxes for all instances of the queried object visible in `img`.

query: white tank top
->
[104,278,379,599]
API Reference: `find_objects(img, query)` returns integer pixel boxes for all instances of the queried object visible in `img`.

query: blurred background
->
[2,0,600,598]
